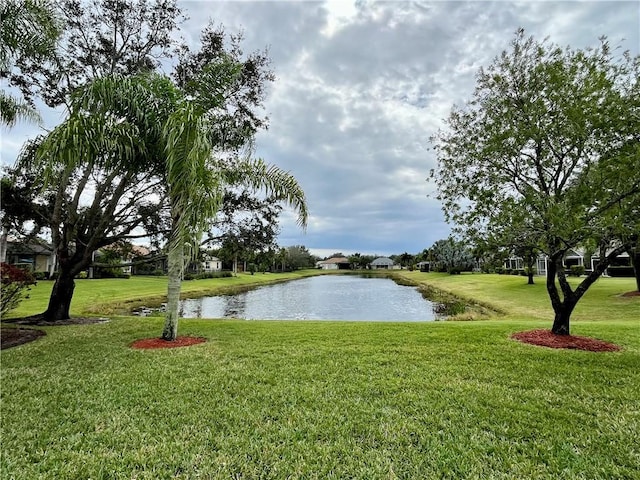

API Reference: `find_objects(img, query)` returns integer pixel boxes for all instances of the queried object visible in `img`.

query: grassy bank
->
[4,269,327,318]
[2,273,639,478]
[397,271,639,326]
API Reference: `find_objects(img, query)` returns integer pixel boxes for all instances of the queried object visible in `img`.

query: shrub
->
[33,271,48,280]
[194,271,233,280]
[494,267,504,275]
[569,265,585,277]
[1,263,36,317]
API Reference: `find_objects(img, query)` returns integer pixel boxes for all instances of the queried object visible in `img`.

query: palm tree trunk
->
[0,226,8,263]
[162,238,183,341]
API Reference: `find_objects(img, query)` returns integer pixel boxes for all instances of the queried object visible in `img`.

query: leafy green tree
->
[287,245,316,269]
[348,253,363,269]
[431,30,639,334]
[0,0,60,125]
[7,0,185,320]
[34,62,307,337]
[24,74,171,320]
[203,190,283,271]
[0,170,53,263]
[9,0,182,110]
[13,15,285,325]
[397,252,414,269]
[430,238,474,274]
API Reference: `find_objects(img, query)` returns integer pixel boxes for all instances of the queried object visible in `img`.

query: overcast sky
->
[1,1,638,258]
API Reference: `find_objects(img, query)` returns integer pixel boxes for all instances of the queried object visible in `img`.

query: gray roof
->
[371,257,394,266]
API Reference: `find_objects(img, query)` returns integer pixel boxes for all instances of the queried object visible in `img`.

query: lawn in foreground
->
[2,316,639,479]
[2,273,639,478]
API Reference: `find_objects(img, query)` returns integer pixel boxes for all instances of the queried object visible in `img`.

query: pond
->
[179,274,449,321]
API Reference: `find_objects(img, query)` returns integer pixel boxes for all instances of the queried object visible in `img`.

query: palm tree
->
[161,144,307,340]
[30,70,307,336]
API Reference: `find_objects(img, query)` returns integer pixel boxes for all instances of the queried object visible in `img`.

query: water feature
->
[179,274,449,321]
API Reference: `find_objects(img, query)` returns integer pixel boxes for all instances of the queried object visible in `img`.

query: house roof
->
[371,257,394,265]
[6,240,53,256]
[320,257,350,264]
[131,245,150,256]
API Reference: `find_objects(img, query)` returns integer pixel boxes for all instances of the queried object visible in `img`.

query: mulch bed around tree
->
[621,291,640,297]
[131,337,207,349]
[511,329,621,352]
[3,315,110,326]
[1,328,46,350]
[1,316,110,350]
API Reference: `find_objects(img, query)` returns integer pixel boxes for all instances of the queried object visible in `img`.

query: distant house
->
[370,257,396,270]
[201,253,222,272]
[5,240,54,276]
[416,261,431,272]
[591,250,633,277]
[504,247,633,277]
[318,257,351,270]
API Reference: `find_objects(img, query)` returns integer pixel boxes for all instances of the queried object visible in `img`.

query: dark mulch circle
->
[1,316,109,349]
[511,329,621,352]
[3,315,109,326]
[621,291,640,297]
[1,328,46,350]
[131,336,207,349]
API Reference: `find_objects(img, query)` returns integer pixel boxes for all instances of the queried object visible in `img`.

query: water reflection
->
[179,275,447,321]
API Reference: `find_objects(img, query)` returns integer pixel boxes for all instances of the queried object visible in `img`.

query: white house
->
[202,254,222,272]
[505,247,632,277]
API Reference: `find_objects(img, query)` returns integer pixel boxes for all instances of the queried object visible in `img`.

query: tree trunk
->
[629,248,640,292]
[551,303,576,335]
[42,271,76,321]
[162,239,183,341]
[546,254,576,336]
[526,254,535,285]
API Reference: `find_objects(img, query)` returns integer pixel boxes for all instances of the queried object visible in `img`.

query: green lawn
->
[2,273,639,479]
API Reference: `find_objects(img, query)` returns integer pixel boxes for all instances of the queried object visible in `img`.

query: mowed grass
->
[400,271,640,325]
[1,273,639,479]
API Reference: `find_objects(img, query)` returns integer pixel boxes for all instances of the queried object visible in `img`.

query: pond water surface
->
[179,274,445,321]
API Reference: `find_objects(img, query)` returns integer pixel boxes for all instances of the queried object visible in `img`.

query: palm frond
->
[0,91,41,127]
[218,157,308,229]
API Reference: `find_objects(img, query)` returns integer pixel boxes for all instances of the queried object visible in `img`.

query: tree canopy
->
[9,2,307,329]
[431,29,640,334]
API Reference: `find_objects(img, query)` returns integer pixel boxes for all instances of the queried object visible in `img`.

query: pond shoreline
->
[124,270,495,321]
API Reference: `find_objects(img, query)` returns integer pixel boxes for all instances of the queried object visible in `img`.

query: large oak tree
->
[431,29,639,334]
